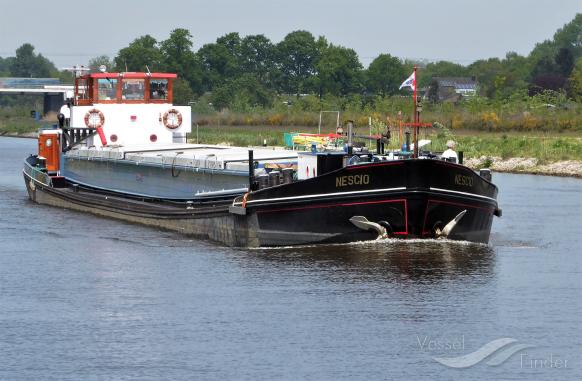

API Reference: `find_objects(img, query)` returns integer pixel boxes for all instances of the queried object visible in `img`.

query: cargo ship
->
[23,68,501,247]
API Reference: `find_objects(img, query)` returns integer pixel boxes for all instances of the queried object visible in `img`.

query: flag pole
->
[413,65,417,122]
[413,65,418,158]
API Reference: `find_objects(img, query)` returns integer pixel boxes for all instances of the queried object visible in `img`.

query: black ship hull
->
[240,159,499,245]
[24,156,500,247]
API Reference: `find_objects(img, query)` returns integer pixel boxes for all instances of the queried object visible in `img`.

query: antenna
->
[61,65,90,78]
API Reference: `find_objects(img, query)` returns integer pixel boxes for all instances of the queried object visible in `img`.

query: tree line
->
[1,13,581,109]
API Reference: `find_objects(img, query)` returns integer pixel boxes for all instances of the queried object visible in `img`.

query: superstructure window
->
[97,78,118,100]
[149,79,168,100]
[76,78,90,100]
[122,79,145,100]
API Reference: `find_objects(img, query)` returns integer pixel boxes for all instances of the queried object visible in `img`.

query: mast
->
[413,66,418,158]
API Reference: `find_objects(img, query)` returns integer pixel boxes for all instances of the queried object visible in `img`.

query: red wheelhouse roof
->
[86,72,178,79]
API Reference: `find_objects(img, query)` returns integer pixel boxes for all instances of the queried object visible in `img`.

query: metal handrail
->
[23,159,53,187]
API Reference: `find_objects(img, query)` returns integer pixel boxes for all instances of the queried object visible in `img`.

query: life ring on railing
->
[84,109,105,128]
[163,109,183,129]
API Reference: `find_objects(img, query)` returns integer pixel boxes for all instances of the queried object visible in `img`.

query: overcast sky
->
[0,0,579,68]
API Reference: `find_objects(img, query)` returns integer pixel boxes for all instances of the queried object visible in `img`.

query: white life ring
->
[163,109,183,129]
[84,109,105,128]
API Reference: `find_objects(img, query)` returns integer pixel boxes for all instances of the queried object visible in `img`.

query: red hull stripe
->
[427,199,495,212]
[421,199,494,236]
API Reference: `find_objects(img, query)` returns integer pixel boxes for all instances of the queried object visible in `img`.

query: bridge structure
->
[0,78,74,115]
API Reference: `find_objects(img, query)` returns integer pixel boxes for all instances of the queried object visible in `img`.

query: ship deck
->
[65,143,298,172]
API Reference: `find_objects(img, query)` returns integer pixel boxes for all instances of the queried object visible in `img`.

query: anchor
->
[435,210,467,239]
[349,216,388,240]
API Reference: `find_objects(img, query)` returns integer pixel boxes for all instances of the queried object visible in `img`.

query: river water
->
[0,136,580,380]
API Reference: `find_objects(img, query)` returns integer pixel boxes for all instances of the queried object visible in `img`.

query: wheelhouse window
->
[76,74,174,104]
[76,78,91,104]
[122,78,145,100]
[97,78,118,101]
[149,79,168,100]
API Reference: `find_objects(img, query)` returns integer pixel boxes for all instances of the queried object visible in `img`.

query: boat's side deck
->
[65,143,298,172]
[25,172,254,246]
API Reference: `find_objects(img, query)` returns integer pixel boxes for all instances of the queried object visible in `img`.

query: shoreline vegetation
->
[3,122,581,178]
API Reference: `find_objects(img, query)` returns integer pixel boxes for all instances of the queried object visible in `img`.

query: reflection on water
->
[247,240,495,284]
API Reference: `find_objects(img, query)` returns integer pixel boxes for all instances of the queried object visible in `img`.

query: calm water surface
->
[1,137,581,380]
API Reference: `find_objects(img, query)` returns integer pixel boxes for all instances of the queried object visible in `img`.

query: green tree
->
[0,57,9,76]
[477,52,531,99]
[160,28,195,73]
[88,55,114,72]
[555,47,575,76]
[529,40,558,70]
[531,55,558,78]
[9,43,57,77]
[552,13,582,59]
[114,35,162,72]
[316,44,363,96]
[172,78,195,105]
[198,43,235,90]
[468,58,504,97]
[216,32,242,59]
[197,34,242,91]
[426,79,440,102]
[568,57,582,100]
[233,74,273,109]
[160,28,203,93]
[418,60,468,87]
[239,34,276,84]
[365,54,406,96]
[526,14,581,93]
[209,84,232,110]
[528,14,582,70]
[276,30,320,95]
[210,74,273,111]
[529,48,574,94]
[501,52,529,86]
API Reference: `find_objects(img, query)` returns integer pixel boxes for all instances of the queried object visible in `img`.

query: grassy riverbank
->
[192,91,582,132]
[192,125,582,177]
[0,106,55,135]
[3,105,581,167]
[190,125,582,162]
[188,92,582,163]
[3,120,581,162]
[3,121,581,177]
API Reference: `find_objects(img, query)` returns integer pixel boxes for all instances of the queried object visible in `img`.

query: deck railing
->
[23,157,53,187]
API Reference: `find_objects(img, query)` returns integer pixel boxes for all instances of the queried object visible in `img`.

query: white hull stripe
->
[237,186,497,207]
[237,187,407,206]
[429,187,497,202]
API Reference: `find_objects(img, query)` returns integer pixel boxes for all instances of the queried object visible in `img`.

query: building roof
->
[433,77,477,90]
[0,77,60,89]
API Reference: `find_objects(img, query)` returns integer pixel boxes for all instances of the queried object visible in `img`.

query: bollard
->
[268,171,280,187]
[282,168,294,184]
[258,174,269,189]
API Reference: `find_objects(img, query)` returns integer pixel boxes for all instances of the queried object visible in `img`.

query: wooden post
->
[248,150,255,191]
[398,111,403,148]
